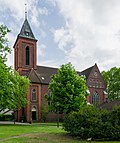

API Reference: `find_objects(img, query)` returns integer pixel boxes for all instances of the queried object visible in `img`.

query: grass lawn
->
[0,123,120,143]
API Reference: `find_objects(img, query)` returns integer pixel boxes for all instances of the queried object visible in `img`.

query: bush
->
[63,106,101,139]
[109,106,120,127]
[63,105,120,141]
[0,114,14,121]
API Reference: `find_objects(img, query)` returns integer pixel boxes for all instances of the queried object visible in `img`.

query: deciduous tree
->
[102,67,120,101]
[0,25,30,114]
[48,63,88,114]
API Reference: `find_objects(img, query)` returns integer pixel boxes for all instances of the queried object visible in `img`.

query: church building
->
[14,17,107,122]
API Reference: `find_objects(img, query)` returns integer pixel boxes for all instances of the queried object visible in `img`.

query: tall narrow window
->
[26,46,29,65]
[92,92,99,105]
[32,89,37,101]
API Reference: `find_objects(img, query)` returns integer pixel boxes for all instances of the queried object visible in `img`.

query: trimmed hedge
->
[63,105,120,141]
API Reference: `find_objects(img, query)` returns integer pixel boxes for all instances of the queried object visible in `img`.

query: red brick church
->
[14,18,107,122]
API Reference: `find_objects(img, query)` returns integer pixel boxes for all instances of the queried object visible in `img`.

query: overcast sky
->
[0,0,120,71]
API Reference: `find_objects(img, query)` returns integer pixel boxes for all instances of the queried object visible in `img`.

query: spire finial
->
[25,3,27,19]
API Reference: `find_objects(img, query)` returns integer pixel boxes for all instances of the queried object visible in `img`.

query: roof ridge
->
[81,65,94,73]
[37,65,58,70]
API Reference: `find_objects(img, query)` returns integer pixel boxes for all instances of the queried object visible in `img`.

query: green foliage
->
[63,106,101,139]
[0,114,14,121]
[109,106,120,127]
[0,61,30,112]
[0,55,29,111]
[0,25,30,113]
[48,63,88,114]
[0,25,11,60]
[102,67,120,101]
[63,105,120,140]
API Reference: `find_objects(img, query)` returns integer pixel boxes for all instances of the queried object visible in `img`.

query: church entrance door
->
[31,106,37,121]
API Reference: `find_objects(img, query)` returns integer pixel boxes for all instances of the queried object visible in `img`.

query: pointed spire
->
[18,5,37,40]
[18,19,36,40]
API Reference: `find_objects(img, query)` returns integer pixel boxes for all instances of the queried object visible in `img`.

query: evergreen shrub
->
[63,105,120,141]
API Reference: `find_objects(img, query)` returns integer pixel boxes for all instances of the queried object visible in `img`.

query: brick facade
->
[14,37,37,72]
[85,64,106,104]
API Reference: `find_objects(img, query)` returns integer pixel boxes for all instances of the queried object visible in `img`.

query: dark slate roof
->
[80,65,94,79]
[35,66,58,84]
[18,19,36,40]
[28,65,95,84]
[98,100,120,110]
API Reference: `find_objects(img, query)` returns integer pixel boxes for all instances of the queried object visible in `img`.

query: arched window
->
[26,46,29,65]
[32,106,37,112]
[32,89,37,101]
[92,92,99,104]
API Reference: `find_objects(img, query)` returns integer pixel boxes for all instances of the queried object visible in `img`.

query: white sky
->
[0,0,120,71]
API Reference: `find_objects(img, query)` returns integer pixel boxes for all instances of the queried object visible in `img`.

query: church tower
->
[14,18,37,76]
[13,17,41,123]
